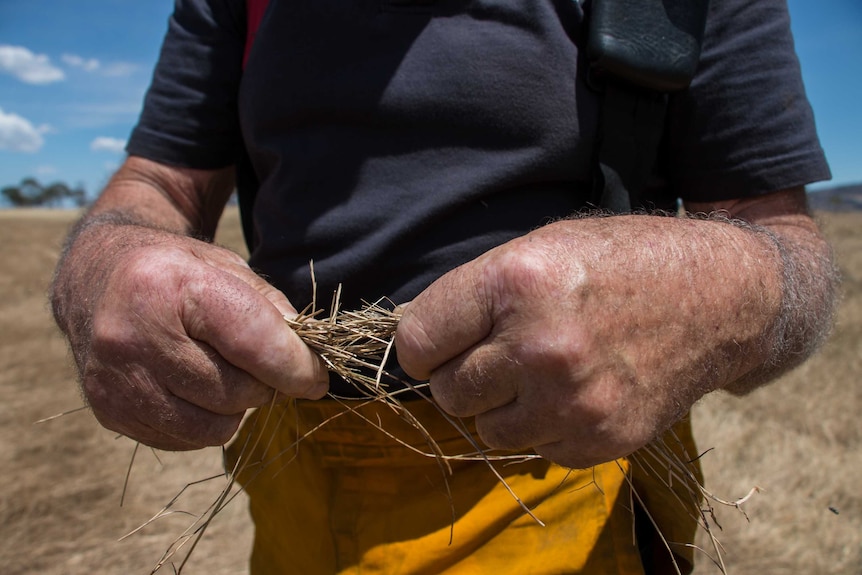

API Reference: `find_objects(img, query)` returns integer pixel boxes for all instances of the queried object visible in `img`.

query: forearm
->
[68,155,236,242]
[613,213,836,400]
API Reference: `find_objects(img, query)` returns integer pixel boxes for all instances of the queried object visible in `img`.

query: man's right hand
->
[51,158,329,450]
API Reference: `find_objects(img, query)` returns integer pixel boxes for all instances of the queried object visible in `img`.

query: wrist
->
[721,218,838,393]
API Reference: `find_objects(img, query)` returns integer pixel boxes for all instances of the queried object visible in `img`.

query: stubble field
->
[0,207,858,574]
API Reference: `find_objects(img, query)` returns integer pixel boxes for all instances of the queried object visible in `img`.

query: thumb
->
[394,263,493,380]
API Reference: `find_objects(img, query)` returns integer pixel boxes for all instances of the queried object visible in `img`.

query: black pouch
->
[587,0,709,92]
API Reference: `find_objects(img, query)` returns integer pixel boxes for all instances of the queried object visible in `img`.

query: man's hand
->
[396,189,836,469]
[51,158,328,450]
[80,235,327,450]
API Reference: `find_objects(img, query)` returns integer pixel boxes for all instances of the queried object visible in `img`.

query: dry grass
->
[0,207,859,574]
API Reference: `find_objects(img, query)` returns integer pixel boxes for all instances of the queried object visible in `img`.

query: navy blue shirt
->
[128,0,829,329]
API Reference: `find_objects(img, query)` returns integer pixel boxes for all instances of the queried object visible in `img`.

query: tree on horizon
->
[1,177,88,208]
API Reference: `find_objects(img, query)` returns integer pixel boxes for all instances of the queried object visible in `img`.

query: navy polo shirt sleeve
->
[668,0,831,201]
[126,0,246,170]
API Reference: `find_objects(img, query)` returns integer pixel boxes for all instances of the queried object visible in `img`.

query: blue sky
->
[0,0,174,201]
[0,0,859,204]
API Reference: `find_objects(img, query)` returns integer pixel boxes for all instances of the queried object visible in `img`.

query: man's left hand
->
[395,196,825,469]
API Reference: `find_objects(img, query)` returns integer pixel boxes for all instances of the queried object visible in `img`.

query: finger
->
[130,408,245,451]
[180,265,329,399]
[473,400,558,453]
[474,395,639,469]
[429,343,519,417]
[83,364,245,450]
[395,262,494,380]
[165,339,276,414]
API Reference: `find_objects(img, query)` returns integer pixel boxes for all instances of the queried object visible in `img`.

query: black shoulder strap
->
[594,84,668,212]
[587,0,709,212]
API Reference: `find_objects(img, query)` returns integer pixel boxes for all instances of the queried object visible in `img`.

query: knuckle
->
[485,243,555,303]
[572,376,626,425]
[90,258,183,358]
[119,250,181,304]
[89,312,138,359]
[483,236,589,318]
[216,246,248,268]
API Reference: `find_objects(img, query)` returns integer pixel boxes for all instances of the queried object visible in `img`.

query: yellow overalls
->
[227,399,702,574]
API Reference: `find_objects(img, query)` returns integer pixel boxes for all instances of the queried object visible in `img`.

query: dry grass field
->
[0,207,858,574]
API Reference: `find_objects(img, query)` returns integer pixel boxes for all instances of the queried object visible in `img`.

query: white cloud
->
[62,53,137,78]
[35,165,57,176]
[0,107,50,152]
[101,62,138,77]
[0,45,64,85]
[63,101,144,129]
[90,136,127,154]
[62,53,100,72]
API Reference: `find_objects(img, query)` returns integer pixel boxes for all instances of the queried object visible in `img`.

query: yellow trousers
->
[227,399,701,575]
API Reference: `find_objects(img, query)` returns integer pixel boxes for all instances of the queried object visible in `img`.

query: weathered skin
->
[52,155,837,464]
